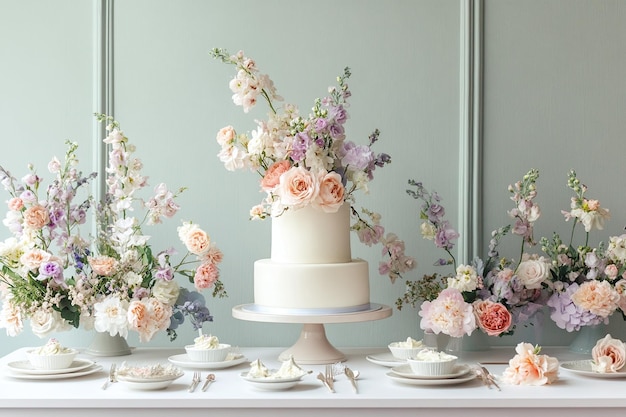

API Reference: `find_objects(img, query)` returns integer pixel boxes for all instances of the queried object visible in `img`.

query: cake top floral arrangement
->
[397,169,548,338]
[209,48,415,282]
[0,114,226,342]
[542,170,626,332]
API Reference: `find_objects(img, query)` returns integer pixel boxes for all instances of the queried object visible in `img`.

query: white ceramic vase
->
[86,331,132,357]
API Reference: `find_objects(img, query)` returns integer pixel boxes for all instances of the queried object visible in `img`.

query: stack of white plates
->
[5,358,102,380]
[386,364,477,386]
[168,352,248,370]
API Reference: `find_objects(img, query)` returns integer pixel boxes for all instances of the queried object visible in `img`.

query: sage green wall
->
[1,0,625,358]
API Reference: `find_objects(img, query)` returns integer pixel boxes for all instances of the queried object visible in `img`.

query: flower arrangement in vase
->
[0,114,226,344]
[209,48,415,282]
[397,169,548,340]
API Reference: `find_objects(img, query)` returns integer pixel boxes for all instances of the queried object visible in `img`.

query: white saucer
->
[390,364,470,380]
[117,373,183,390]
[240,372,304,390]
[386,371,477,386]
[366,352,406,367]
[168,353,248,369]
[560,360,626,378]
[6,358,95,375]
[5,364,102,380]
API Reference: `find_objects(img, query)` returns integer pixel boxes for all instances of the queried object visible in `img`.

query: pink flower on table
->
[313,171,345,213]
[571,280,620,318]
[276,166,319,209]
[419,287,476,338]
[591,334,626,373]
[260,160,291,192]
[473,299,512,336]
[501,342,559,386]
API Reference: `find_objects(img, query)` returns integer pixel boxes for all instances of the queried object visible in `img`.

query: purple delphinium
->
[291,132,311,162]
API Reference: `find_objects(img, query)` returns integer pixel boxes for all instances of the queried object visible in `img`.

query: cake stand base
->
[278,323,346,364]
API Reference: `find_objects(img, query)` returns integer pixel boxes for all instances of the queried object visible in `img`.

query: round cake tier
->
[253,258,370,313]
[271,203,351,264]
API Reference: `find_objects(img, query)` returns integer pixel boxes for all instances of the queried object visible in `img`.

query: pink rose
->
[19,248,51,271]
[194,262,219,290]
[260,160,291,191]
[23,205,49,230]
[7,197,23,211]
[571,280,620,318]
[501,342,559,385]
[216,125,236,146]
[591,334,626,373]
[88,256,118,277]
[183,227,210,255]
[473,300,512,336]
[276,166,319,209]
[313,171,345,213]
[605,264,619,280]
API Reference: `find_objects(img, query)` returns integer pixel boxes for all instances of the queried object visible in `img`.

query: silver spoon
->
[201,373,216,391]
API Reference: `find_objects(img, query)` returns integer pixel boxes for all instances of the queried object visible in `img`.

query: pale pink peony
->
[473,299,512,336]
[7,197,23,211]
[591,334,626,373]
[501,342,559,385]
[276,166,319,209]
[23,205,50,230]
[571,280,620,318]
[313,171,345,213]
[260,160,291,192]
[88,255,118,277]
[419,287,476,338]
[182,227,210,256]
[216,125,236,146]
[194,262,219,290]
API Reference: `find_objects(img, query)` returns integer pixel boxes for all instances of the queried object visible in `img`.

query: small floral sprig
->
[501,343,559,385]
[399,169,547,338]
[210,48,415,283]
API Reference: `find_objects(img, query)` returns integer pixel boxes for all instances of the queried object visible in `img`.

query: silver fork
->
[188,371,201,392]
[101,363,116,390]
[325,364,335,392]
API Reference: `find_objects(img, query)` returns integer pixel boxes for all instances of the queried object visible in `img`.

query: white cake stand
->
[232,303,392,364]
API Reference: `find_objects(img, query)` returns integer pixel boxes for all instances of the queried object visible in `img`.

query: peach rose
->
[7,197,23,211]
[276,166,319,209]
[23,205,49,230]
[194,261,219,290]
[591,334,626,373]
[516,256,550,289]
[501,342,559,385]
[313,171,345,213]
[127,299,149,330]
[88,255,118,277]
[261,160,291,191]
[571,280,620,318]
[216,125,236,146]
[183,227,210,256]
[473,300,512,336]
[19,248,51,271]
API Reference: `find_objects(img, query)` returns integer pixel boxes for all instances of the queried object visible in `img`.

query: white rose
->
[151,279,180,305]
[516,257,550,289]
[30,309,62,338]
[420,222,436,240]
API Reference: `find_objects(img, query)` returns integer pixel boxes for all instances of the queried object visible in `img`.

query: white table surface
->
[1,345,625,417]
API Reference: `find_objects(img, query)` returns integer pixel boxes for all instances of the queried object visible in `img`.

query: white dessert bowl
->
[26,348,78,370]
[407,350,458,376]
[388,338,426,360]
[185,343,231,362]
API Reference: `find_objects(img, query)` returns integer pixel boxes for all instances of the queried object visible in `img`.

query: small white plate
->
[386,371,477,386]
[390,364,470,380]
[168,353,248,369]
[117,374,183,390]
[240,372,304,391]
[6,358,95,375]
[366,352,406,367]
[560,360,626,378]
[5,364,103,380]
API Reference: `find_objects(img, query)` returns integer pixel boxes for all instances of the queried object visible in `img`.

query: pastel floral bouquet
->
[542,170,626,332]
[397,169,548,338]
[209,48,415,282]
[0,114,226,342]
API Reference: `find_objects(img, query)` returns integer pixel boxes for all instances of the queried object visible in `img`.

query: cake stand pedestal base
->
[278,323,345,364]
[232,303,392,364]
